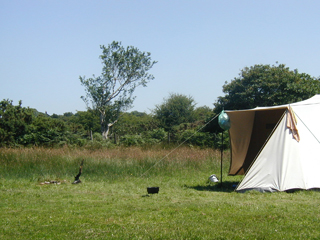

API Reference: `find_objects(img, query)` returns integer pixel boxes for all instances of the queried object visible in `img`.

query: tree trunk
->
[100,110,108,140]
[114,133,117,144]
[100,110,118,140]
[102,127,109,139]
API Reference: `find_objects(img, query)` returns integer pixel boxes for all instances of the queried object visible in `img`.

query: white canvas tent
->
[225,95,320,192]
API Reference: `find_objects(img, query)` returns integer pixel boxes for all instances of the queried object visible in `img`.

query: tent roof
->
[226,94,320,113]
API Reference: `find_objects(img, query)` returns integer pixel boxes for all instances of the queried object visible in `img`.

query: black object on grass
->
[147,187,159,194]
[72,159,84,184]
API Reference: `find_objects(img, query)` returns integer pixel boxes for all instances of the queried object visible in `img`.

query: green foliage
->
[177,129,213,147]
[113,111,158,136]
[0,100,219,148]
[213,131,230,149]
[144,128,167,141]
[120,128,168,147]
[215,63,320,112]
[80,41,157,139]
[120,134,145,147]
[20,113,88,147]
[73,110,100,133]
[0,100,90,147]
[193,105,213,121]
[154,93,196,132]
[175,129,228,149]
[0,99,33,146]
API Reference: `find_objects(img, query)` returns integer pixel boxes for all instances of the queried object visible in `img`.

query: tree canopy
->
[80,41,157,139]
[214,63,320,112]
[0,99,33,146]
[154,93,196,132]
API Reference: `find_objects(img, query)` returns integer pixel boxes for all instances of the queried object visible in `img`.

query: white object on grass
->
[208,174,219,183]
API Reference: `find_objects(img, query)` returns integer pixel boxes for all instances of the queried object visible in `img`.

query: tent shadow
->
[184,181,239,193]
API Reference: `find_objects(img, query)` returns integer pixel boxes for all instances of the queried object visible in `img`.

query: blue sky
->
[1,0,320,115]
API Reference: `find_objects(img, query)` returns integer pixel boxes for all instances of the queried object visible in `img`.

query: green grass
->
[1,147,320,239]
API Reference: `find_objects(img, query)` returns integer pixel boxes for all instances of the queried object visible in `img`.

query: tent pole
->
[221,132,223,187]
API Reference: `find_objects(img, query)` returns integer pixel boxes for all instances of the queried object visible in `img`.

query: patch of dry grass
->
[0,146,226,183]
[0,146,224,160]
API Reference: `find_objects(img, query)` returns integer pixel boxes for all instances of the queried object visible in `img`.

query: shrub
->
[177,130,215,148]
[120,134,145,147]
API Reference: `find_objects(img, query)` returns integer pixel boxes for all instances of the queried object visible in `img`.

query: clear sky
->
[1,0,320,115]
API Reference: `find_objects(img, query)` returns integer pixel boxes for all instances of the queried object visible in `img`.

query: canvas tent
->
[225,95,320,192]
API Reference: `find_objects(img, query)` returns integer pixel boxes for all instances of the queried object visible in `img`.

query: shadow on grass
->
[184,181,240,193]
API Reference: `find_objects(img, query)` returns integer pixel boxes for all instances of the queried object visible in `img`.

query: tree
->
[80,41,157,139]
[74,110,100,139]
[193,106,213,125]
[0,99,33,146]
[214,63,320,112]
[154,93,196,132]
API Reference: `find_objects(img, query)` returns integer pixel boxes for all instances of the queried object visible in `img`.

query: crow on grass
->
[72,160,84,184]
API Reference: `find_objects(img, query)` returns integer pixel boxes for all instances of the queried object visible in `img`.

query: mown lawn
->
[1,147,320,239]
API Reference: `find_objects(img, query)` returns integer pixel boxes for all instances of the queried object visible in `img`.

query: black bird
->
[72,160,84,184]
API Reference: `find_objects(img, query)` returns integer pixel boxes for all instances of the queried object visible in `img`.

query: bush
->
[92,132,104,142]
[120,134,145,147]
[177,130,215,148]
[142,128,167,145]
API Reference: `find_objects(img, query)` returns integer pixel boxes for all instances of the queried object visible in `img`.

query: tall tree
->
[214,63,320,112]
[154,93,196,132]
[80,41,157,139]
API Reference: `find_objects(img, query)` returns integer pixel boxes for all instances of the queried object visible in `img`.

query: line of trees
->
[0,94,224,149]
[2,57,320,149]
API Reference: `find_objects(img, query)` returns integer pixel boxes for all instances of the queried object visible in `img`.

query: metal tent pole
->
[220,131,223,187]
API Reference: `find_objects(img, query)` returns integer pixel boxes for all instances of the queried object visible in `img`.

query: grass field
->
[1,147,320,239]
